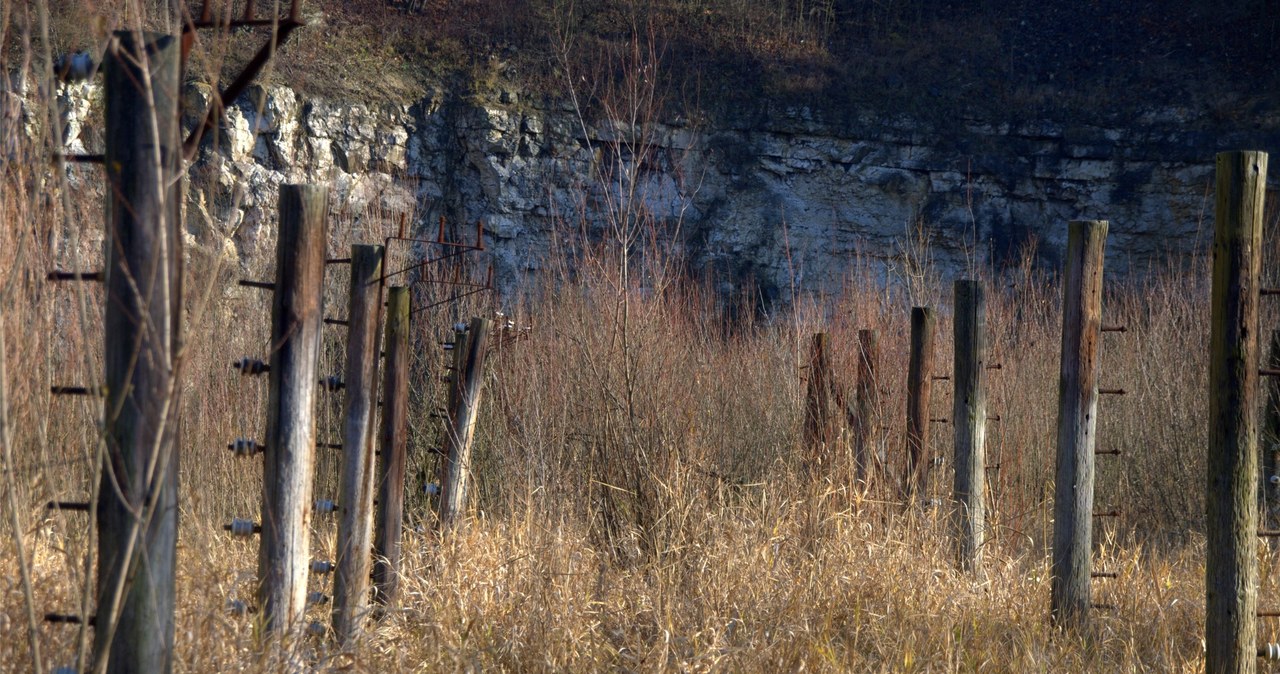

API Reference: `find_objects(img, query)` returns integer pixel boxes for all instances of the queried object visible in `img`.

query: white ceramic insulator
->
[314,499,338,514]
[232,438,259,456]
[1264,643,1280,660]
[307,621,326,637]
[229,518,256,537]
[310,560,334,574]
[1271,475,1280,486]
[227,599,248,616]
[454,321,468,332]
[424,483,440,496]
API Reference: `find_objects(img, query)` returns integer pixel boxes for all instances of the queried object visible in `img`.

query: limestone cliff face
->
[54,80,1280,303]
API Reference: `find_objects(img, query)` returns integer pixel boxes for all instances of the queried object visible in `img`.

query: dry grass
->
[2,176,1275,671]
[4,6,1280,674]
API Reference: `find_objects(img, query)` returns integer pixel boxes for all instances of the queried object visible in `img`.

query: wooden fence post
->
[332,244,384,644]
[905,307,935,501]
[1050,219,1108,629]
[953,280,987,571]
[257,184,327,635]
[1206,150,1265,674]
[94,30,182,674]
[1263,329,1280,534]
[851,329,880,487]
[373,287,410,607]
[438,317,493,530]
[804,332,836,478]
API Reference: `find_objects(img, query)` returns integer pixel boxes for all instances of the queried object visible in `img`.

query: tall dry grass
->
[3,5,1279,673]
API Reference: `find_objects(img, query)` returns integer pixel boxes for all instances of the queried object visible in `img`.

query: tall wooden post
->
[438,317,492,530]
[1050,219,1108,629]
[95,31,182,674]
[257,185,327,635]
[1263,329,1280,534]
[804,332,836,478]
[373,287,410,607]
[952,280,987,571]
[332,244,384,644]
[1206,150,1265,674]
[905,307,935,501]
[852,329,879,486]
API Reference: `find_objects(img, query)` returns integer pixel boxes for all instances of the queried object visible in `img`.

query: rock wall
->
[52,80,1280,304]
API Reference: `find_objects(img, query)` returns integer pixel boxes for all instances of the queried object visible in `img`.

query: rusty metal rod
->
[1099,388,1126,395]
[1101,325,1127,333]
[45,613,95,626]
[1092,572,1118,578]
[48,271,102,281]
[46,501,90,511]
[1093,510,1121,518]
[1096,448,1122,456]
[324,318,350,327]
[52,154,105,164]
[239,279,275,290]
[410,286,493,315]
[50,385,103,396]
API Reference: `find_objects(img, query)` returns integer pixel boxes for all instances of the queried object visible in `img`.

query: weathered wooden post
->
[94,30,183,674]
[905,307,935,501]
[1263,329,1280,534]
[1206,150,1265,674]
[257,185,327,635]
[952,280,987,571]
[373,287,410,607]
[1050,219,1108,629]
[804,332,836,478]
[332,244,384,644]
[851,329,879,486]
[438,317,493,530]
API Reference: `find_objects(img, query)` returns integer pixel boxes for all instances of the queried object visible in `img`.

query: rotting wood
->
[94,31,183,674]
[905,307,935,501]
[258,184,327,637]
[852,329,880,487]
[438,317,493,530]
[332,245,385,645]
[373,287,410,607]
[1206,150,1266,674]
[1050,219,1108,630]
[952,280,986,572]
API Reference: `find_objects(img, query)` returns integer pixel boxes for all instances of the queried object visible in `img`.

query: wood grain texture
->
[905,307,935,501]
[373,287,410,607]
[952,280,986,572]
[258,184,327,636]
[1050,219,1107,629]
[803,332,836,478]
[332,244,384,645]
[438,317,492,530]
[95,31,182,674]
[1206,150,1265,674]
[852,329,880,487]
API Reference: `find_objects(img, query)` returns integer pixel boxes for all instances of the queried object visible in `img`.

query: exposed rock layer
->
[52,80,1280,303]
